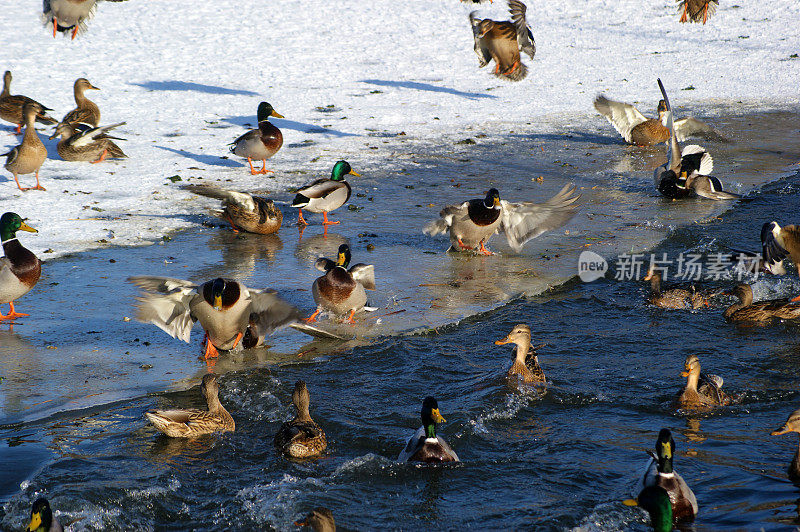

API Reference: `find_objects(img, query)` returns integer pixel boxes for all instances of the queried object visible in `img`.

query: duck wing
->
[247,288,303,336]
[593,96,648,143]
[398,427,426,462]
[423,202,469,236]
[468,12,492,67]
[509,0,536,60]
[499,184,580,252]
[632,451,659,497]
[349,263,375,290]
[674,117,725,142]
[296,178,344,200]
[680,145,713,176]
[761,222,789,273]
[128,276,201,342]
[182,184,256,212]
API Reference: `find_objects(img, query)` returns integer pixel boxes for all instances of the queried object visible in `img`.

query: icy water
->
[1,109,800,530]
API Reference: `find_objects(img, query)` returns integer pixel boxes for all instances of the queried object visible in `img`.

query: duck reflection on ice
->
[294,232,347,266]
[199,231,283,278]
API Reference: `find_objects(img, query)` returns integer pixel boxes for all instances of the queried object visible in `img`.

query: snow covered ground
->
[0,0,798,258]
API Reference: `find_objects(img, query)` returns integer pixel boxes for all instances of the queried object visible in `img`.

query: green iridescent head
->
[0,212,37,242]
[330,160,360,182]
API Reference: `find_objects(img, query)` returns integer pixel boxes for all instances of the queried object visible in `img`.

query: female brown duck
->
[145,374,235,438]
[678,354,730,407]
[59,78,101,127]
[772,408,800,482]
[274,381,327,459]
[0,71,56,134]
[3,102,48,191]
[644,270,710,309]
[723,284,800,324]
[494,323,546,384]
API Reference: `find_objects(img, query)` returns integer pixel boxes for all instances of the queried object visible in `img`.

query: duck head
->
[772,407,800,437]
[28,498,54,532]
[330,160,360,182]
[655,428,675,474]
[637,486,673,532]
[335,244,351,268]
[681,354,701,379]
[257,101,284,122]
[495,323,531,349]
[421,396,446,439]
[484,188,501,210]
[293,380,313,421]
[0,212,37,242]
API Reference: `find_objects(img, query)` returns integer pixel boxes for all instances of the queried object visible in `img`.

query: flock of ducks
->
[1,0,794,530]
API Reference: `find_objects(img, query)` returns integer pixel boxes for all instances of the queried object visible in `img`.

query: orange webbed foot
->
[296,209,309,226]
[304,309,321,323]
[346,310,356,325]
[203,334,220,359]
[322,212,339,226]
[0,303,29,321]
[456,238,472,251]
[90,149,108,164]
[478,240,494,256]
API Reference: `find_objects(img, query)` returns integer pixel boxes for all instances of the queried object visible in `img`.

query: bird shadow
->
[131,81,259,96]
[222,116,359,138]
[155,145,240,167]
[360,79,496,100]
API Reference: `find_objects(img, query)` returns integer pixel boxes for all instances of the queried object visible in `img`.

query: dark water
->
[1,111,800,530]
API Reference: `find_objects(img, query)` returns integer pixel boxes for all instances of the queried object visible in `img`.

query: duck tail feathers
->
[495,62,528,82]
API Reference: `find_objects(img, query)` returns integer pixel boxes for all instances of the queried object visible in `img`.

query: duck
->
[398,397,459,463]
[3,103,48,191]
[678,354,730,407]
[0,71,57,134]
[0,213,41,322]
[292,160,360,226]
[59,78,101,128]
[771,407,800,482]
[643,270,710,310]
[145,373,235,438]
[27,497,62,532]
[593,95,720,147]
[295,508,336,532]
[183,184,282,234]
[723,283,800,324]
[128,276,333,359]
[49,121,126,163]
[632,428,698,522]
[494,323,546,384]
[761,222,800,296]
[468,0,535,81]
[274,380,327,459]
[229,101,283,175]
[306,244,375,324]
[677,0,718,24]
[653,79,737,201]
[424,184,579,255]
[623,486,674,532]
[42,0,124,39]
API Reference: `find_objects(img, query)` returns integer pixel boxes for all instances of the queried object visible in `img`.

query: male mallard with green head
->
[632,428,698,522]
[49,121,126,163]
[59,78,101,128]
[305,244,375,324]
[27,497,62,532]
[229,101,284,175]
[771,408,800,483]
[145,373,235,438]
[494,323,546,384]
[623,486,673,532]
[292,160,360,226]
[0,71,57,134]
[424,184,579,255]
[678,354,730,407]
[469,0,535,81]
[274,380,327,459]
[723,283,800,324]
[128,276,329,359]
[183,184,282,234]
[295,508,336,531]
[398,397,459,463]
[0,213,40,321]
[3,102,48,191]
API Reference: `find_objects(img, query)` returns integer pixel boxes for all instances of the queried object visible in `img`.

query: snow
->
[0,0,798,258]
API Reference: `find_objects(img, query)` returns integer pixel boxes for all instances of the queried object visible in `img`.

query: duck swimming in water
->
[678,354,730,407]
[398,396,459,463]
[723,284,800,324]
[494,323,546,384]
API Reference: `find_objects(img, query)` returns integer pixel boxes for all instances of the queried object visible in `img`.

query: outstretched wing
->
[500,184,580,252]
[423,202,469,236]
[247,288,303,338]
[509,0,536,60]
[349,263,376,290]
[593,96,648,143]
[674,117,725,142]
[761,222,789,272]
[127,276,200,342]
[183,184,256,211]
[468,12,492,67]
[680,145,713,176]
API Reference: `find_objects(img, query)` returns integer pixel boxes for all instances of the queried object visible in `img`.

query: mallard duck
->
[494,323,546,384]
[292,160,360,226]
[274,380,327,459]
[761,222,800,295]
[27,498,62,532]
[623,486,673,532]
[295,508,336,532]
[49,121,126,163]
[128,276,334,359]
[469,0,535,81]
[723,284,800,324]
[653,80,737,201]
[678,354,730,406]
[643,270,710,310]
[42,0,126,39]
[305,244,375,324]
[0,213,40,322]
[183,184,282,235]
[398,397,459,463]
[3,103,48,191]
[677,0,718,24]
[145,373,235,437]
[59,78,100,128]
[771,407,800,482]
[229,101,283,175]
[424,184,579,255]
[0,71,57,134]
[632,428,698,522]
[594,95,720,147]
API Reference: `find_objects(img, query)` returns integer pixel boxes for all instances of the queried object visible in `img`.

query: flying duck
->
[469,0,535,81]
